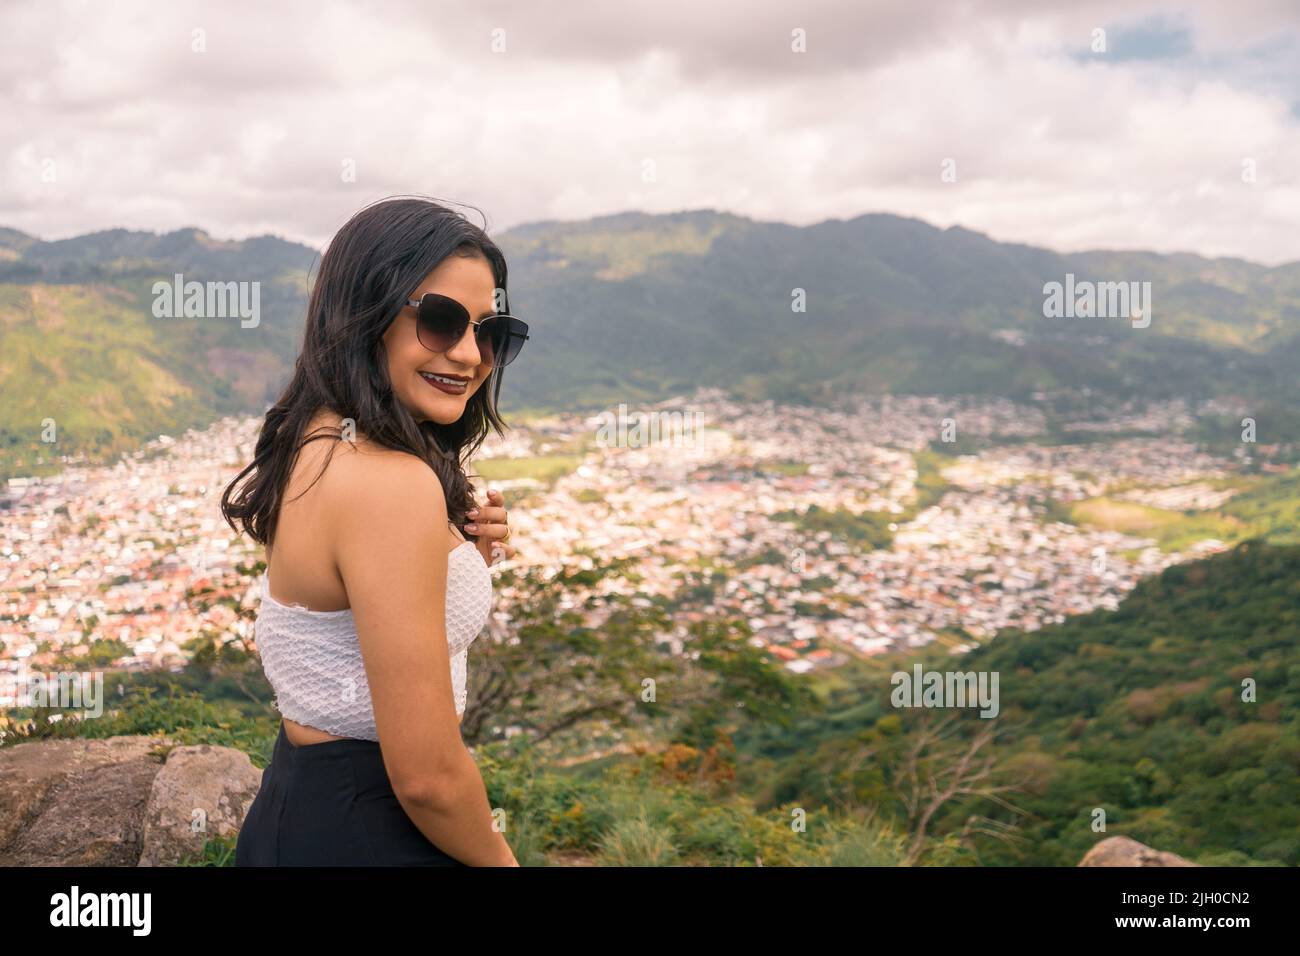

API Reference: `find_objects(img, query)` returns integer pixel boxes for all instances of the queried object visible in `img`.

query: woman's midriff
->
[282,717,354,746]
[282,711,462,747]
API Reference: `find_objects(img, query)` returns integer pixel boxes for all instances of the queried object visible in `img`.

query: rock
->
[137,743,263,866]
[1079,835,1200,867]
[0,736,164,866]
[0,735,263,866]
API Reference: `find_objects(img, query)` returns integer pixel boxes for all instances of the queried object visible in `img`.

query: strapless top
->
[253,540,493,740]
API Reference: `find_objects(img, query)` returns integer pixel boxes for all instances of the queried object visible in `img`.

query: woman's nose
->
[446,323,483,367]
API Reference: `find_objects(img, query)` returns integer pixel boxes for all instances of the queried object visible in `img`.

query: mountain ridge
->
[10,208,1299,271]
[2,208,1298,477]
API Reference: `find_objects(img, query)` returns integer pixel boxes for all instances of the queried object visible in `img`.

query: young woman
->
[223,196,529,866]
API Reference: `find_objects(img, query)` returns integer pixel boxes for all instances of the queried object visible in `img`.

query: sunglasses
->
[404,292,530,369]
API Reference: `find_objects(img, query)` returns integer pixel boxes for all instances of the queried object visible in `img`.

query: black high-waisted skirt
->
[235,722,467,867]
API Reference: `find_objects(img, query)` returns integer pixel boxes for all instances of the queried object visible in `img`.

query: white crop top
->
[254,540,493,740]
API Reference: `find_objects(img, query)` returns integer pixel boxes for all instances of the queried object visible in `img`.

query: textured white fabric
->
[254,540,493,740]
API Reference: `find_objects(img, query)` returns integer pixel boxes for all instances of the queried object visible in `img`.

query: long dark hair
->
[221,195,511,548]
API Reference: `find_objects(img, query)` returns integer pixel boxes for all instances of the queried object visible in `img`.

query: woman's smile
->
[420,371,471,395]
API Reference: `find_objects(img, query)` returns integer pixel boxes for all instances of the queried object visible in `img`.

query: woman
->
[222,196,529,866]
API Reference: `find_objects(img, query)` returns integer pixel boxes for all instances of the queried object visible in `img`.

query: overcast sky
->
[3,0,1298,264]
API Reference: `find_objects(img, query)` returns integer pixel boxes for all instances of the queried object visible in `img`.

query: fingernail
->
[467,509,479,517]
[466,523,479,532]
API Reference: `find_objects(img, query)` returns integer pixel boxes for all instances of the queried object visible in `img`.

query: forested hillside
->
[737,539,1299,866]
[4,211,1299,478]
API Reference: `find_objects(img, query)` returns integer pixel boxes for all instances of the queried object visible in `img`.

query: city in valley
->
[0,387,1277,701]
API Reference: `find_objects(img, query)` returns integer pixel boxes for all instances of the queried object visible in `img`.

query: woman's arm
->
[329,449,517,866]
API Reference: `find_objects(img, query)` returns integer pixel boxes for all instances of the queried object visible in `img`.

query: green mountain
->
[500,210,1300,409]
[3,211,1299,476]
[741,539,1300,866]
[0,228,314,476]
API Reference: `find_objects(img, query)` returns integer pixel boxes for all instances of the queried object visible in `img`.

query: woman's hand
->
[465,488,516,567]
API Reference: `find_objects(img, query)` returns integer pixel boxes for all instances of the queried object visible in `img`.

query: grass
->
[474,454,584,486]
[1068,470,1300,551]
[1070,497,1245,550]
[0,281,250,481]
[1,672,929,867]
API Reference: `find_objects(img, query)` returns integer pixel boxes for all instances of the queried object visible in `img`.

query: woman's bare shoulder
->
[291,411,447,533]
[321,441,447,519]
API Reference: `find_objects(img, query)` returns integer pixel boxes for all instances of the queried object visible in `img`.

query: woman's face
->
[383,252,497,425]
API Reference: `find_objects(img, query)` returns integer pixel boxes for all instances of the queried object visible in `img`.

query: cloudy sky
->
[3,0,1299,263]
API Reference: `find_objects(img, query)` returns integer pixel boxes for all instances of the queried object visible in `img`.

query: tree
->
[892,711,1027,865]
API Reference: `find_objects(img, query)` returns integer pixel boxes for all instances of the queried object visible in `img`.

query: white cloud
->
[1,0,1298,263]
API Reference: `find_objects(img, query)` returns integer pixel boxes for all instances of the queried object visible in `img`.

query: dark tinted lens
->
[499,318,528,367]
[478,315,528,367]
[415,294,469,352]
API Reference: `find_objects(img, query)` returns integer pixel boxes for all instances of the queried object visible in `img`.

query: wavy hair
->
[221,195,512,548]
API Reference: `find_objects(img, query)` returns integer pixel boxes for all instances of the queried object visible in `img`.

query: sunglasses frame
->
[404,292,529,368]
